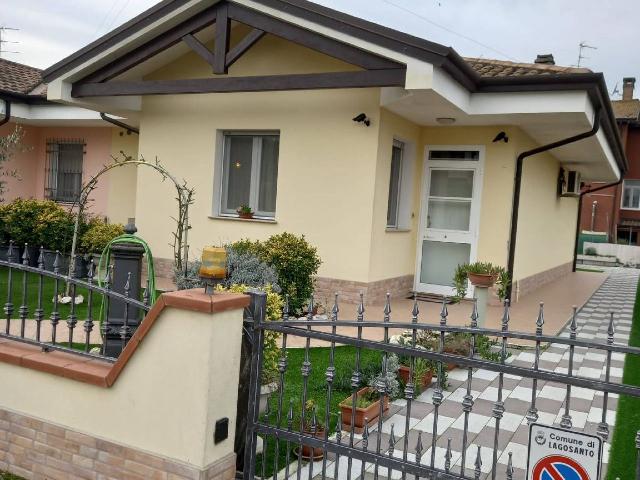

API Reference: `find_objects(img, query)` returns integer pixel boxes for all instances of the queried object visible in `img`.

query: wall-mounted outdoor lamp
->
[352,113,371,126]
[199,246,227,295]
[492,131,509,143]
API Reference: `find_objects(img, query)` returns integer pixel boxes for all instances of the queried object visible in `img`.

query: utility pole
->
[0,26,19,59]
[575,41,597,68]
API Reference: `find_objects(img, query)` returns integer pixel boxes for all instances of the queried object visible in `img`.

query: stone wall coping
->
[0,289,249,388]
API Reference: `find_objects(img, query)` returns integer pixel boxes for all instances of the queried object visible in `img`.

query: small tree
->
[0,126,26,202]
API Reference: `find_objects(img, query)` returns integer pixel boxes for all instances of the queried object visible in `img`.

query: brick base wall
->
[515,262,573,301]
[314,274,414,304]
[0,408,236,480]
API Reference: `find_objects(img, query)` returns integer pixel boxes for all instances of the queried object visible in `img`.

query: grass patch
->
[607,279,640,479]
[256,345,384,477]
[0,266,102,320]
[1,472,25,480]
[576,267,605,273]
[0,266,156,324]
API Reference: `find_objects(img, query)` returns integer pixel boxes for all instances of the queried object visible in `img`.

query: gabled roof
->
[40,0,627,173]
[465,57,590,78]
[0,58,45,96]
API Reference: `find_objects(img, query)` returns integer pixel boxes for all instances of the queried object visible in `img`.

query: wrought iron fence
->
[243,292,640,480]
[0,241,151,361]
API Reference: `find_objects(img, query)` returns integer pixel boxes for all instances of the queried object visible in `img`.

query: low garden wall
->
[584,241,640,265]
[0,289,249,479]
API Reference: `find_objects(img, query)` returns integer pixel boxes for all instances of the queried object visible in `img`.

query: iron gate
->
[242,293,640,480]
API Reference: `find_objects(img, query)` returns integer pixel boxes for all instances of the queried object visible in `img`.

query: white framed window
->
[622,180,640,210]
[387,139,404,228]
[219,131,280,218]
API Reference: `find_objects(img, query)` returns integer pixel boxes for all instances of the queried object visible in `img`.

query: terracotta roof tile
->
[0,58,45,96]
[464,57,590,77]
[612,99,640,121]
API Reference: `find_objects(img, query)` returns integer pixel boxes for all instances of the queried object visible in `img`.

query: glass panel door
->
[415,152,482,296]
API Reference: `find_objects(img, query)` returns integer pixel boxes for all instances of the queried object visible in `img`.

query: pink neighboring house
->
[0,58,131,219]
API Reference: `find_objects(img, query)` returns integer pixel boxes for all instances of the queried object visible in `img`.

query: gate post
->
[103,222,144,357]
[234,290,267,478]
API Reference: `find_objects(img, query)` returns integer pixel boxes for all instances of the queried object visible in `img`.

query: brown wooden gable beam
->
[76,0,402,90]
[225,28,266,69]
[81,6,219,84]
[72,68,406,97]
[226,2,399,71]
[214,3,231,74]
[182,33,216,69]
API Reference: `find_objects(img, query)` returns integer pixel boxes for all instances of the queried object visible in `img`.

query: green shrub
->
[584,247,598,256]
[219,283,283,384]
[0,199,75,251]
[230,233,321,313]
[34,202,76,252]
[79,220,124,254]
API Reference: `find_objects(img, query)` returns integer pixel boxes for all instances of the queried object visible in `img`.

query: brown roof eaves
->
[39,0,627,174]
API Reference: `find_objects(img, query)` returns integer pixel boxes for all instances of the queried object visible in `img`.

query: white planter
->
[259,382,279,415]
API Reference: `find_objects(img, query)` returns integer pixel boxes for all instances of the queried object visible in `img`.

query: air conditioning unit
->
[559,169,581,197]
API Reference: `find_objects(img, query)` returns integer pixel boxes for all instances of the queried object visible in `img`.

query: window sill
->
[209,215,277,224]
[385,227,411,233]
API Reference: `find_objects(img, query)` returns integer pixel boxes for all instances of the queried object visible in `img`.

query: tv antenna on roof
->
[611,82,621,99]
[0,26,20,58]
[575,41,597,67]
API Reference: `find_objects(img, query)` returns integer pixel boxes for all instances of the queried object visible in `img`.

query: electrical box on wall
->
[558,168,581,197]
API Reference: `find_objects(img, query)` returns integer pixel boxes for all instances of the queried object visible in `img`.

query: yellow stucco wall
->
[368,123,577,286]
[368,109,420,282]
[511,129,579,281]
[131,30,579,286]
[0,302,245,469]
[135,33,380,281]
[106,128,139,225]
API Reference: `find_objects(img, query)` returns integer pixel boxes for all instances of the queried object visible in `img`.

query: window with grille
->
[45,139,85,203]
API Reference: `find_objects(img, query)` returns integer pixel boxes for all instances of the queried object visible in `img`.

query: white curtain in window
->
[258,136,279,214]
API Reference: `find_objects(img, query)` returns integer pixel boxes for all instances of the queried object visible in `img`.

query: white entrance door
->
[414,147,484,296]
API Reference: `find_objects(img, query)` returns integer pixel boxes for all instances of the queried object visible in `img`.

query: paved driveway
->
[282,268,638,480]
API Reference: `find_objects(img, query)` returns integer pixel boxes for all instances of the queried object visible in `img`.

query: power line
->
[93,0,123,37]
[379,0,519,62]
[103,0,133,33]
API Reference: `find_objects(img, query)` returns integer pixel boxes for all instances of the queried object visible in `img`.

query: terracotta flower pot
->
[339,387,389,434]
[238,212,254,219]
[300,427,326,459]
[467,272,497,288]
[398,365,434,389]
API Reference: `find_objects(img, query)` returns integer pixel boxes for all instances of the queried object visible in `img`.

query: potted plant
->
[339,356,398,433]
[298,399,326,460]
[397,357,438,391]
[236,205,254,219]
[453,262,510,301]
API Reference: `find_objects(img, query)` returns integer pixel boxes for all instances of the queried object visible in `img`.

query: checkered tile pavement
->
[279,268,639,480]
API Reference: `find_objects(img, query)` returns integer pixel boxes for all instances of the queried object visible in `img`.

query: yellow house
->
[41,0,626,303]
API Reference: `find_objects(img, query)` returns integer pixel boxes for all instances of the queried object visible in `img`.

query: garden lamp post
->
[199,246,227,294]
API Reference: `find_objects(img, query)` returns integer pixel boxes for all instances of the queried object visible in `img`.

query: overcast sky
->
[1,0,638,99]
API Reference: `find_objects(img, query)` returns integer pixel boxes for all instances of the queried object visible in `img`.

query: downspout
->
[506,109,601,301]
[0,99,11,127]
[99,112,139,135]
[571,178,623,271]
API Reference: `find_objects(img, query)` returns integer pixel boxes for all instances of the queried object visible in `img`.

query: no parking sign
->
[527,424,602,480]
